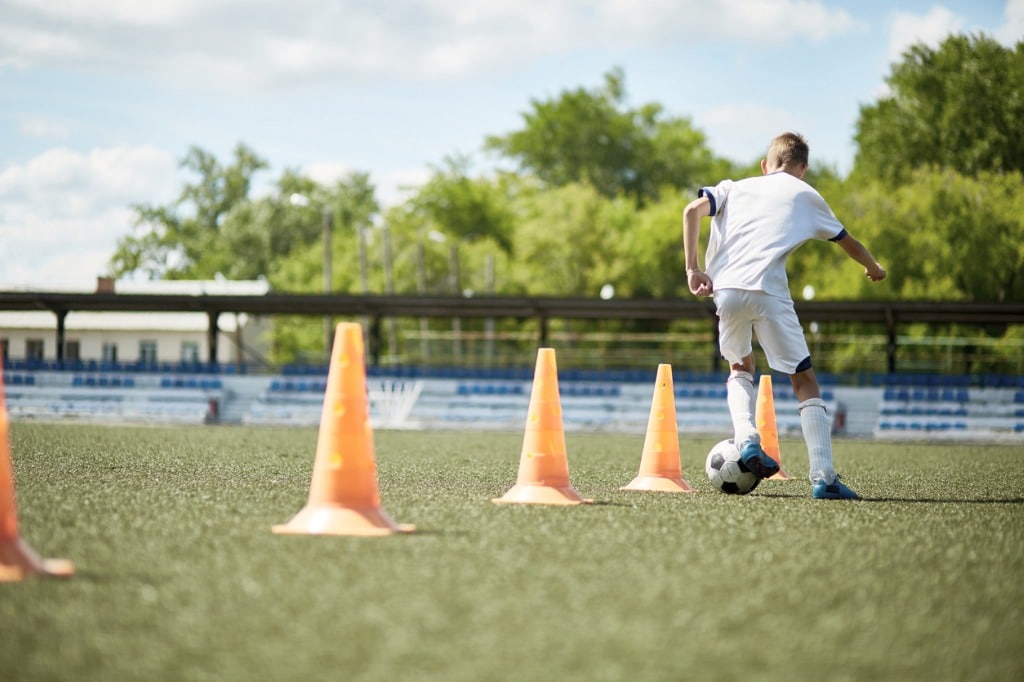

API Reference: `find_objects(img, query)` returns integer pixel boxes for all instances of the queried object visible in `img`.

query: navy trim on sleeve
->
[698,187,717,216]
[828,228,848,242]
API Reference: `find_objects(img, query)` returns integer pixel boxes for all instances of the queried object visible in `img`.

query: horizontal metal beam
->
[0,291,1021,325]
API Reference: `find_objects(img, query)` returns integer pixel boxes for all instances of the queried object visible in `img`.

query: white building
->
[0,279,271,368]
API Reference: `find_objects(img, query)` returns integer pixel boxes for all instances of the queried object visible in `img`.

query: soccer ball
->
[705,439,760,495]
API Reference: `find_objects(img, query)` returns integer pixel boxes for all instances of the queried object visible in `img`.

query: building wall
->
[1,316,271,366]
[1,328,214,363]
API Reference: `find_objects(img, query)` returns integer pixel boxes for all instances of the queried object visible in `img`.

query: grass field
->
[1,422,1022,682]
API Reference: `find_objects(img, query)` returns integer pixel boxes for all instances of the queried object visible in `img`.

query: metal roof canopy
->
[1,291,1021,371]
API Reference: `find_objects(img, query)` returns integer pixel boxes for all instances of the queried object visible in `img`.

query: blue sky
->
[0,0,1020,290]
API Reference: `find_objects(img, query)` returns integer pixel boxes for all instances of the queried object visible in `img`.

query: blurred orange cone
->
[621,364,693,492]
[274,322,415,536]
[0,365,75,581]
[756,374,792,480]
[493,348,591,505]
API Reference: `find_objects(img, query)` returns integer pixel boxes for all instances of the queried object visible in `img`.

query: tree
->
[792,167,1024,303]
[486,68,730,204]
[507,182,628,296]
[110,143,269,279]
[263,172,380,362]
[404,156,516,253]
[853,34,1024,182]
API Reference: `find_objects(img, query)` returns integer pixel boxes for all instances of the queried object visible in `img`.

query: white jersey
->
[699,171,846,299]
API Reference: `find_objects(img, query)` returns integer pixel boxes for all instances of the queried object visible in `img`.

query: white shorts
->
[713,288,811,374]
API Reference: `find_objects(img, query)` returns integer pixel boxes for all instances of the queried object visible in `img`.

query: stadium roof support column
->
[885,305,897,374]
[369,316,382,367]
[207,311,219,366]
[54,310,67,365]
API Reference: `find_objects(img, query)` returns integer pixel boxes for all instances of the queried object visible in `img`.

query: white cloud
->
[374,167,433,208]
[996,0,1024,45]
[17,118,70,140]
[5,0,205,25]
[0,145,178,288]
[887,6,965,63]
[303,161,354,188]
[0,0,862,90]
[697,103,803,164]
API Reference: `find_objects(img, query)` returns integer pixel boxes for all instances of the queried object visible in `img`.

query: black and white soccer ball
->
[705,439,760,495]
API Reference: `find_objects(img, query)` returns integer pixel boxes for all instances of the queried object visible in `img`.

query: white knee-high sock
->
[726,371,759,447]
[799,398,834,483]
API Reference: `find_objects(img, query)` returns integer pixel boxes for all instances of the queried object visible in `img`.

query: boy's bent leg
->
[726,366,760,448]
[726,359,778,479]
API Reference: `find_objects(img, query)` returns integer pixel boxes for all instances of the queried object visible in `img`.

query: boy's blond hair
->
[767,132,809,169]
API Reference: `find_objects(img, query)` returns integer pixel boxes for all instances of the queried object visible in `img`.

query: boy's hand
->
[687,270,714,297]
[866,263,886,282]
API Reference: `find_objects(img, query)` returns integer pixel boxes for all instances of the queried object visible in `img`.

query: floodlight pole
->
[323,209,333,361]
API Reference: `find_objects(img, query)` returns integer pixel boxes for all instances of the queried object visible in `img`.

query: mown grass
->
[1,422,1022,682]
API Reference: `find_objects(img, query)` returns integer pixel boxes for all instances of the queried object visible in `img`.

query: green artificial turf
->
[1,422,1022,682]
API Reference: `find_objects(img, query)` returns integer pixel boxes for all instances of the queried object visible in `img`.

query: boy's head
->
[762,132,809,177]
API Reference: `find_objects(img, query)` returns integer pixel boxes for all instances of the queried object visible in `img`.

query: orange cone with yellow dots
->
[756,374,792,480]
[493,348,591,505]
[274,322,415,536]
[0,365,75,581]
[621,364,693,492]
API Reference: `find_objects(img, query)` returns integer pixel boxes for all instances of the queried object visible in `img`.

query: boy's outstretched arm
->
[683,196,714,296]
[834,233,887,281]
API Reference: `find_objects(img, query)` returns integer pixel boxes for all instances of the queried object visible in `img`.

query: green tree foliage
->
[793,167,1024,303]
[404,156,517,253]
[264,170,379,288]
[262,173,380,363]
[617,188,688,299]
[486,68,730,204]
[854,34,1024,182]
[507,182,630,296]
[110,144,269,279]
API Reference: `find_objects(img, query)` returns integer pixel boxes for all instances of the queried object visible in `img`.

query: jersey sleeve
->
[698,179,733,217]
[808,188,846,240]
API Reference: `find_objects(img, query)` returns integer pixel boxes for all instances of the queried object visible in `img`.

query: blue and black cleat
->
[738,441,780,479]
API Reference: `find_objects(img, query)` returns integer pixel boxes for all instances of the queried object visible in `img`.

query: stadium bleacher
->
[3,362,1022,440]
[3,370,222,424]
[874,382,1024,439]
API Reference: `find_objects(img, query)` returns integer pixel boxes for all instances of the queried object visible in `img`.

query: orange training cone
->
[755,374,792,480]
[621,364,693,492]
[273,322,415,536]
[493,348,591,505]
[0,365,75,581]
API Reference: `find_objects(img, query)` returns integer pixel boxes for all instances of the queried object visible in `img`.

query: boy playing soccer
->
[682,132,886,499]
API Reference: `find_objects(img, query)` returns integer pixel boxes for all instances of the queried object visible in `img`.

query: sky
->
[0,0,1020,291]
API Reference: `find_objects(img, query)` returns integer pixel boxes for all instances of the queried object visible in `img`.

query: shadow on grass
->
[859,496,1024,505]
[755,492,1024,504]
[751,492,806,499]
